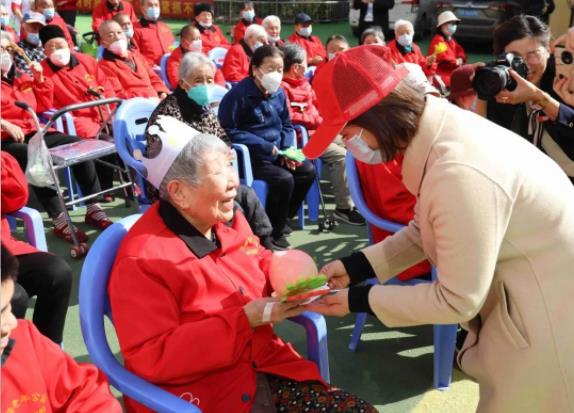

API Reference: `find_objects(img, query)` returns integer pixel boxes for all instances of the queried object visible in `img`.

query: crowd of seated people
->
[1,0,573,410]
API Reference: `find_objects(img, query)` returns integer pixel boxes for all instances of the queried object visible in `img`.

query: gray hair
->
[244,24,266,41]
[394,19,413,34]
[262,15,280,29]
[178,51,215,82]
[360,26,385,44]
[159,133,229,200]
[282,43,306,71]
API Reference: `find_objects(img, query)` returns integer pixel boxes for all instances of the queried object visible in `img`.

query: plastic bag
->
[25,131,55,187]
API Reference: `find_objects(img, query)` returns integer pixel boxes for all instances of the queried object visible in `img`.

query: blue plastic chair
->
[7,206,48,252]
[159,53,172,90]
[345,152,458,390]
[79,215,330,413]
[113,98,159,210]
[295,125,321,226]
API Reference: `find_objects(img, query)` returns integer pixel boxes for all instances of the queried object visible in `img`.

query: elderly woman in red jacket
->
[108,116,376,413]
[0,30,112,242]
[222,23,268,83]
[427,11,466,88]
[388,19,436,75]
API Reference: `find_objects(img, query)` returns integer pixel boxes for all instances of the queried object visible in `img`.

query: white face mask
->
[346,129,384,164]
[327,52,336,61]
[259,70,282,94]
[397,33,413,48]
[251,40,263,52]
[198,20,212,29]
[109,38,128,56]
[189,39,202,52]
[49,48,71,67]
[298,26,312,37]
[0,52,12,74]
[268,35,280,43]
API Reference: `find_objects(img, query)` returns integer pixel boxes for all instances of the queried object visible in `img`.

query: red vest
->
[109,203,324,413]
[286,32,326,65]
[388,39,436,76]
[132,19,175,67]
[356,156,431,280]
[232,17,263,44]
[98,51,168,99]
[1,74,53,140]
[221,43,250,83]
[1,152,37,256]
[427,34,466,87]
[166,47,226,89]
[91,0,137,33]
[281,76,322,132]
[1,320,122,413]
[41,53,114,138]
[195,23,230,53]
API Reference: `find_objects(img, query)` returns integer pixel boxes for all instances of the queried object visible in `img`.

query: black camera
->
[472,53,529,100]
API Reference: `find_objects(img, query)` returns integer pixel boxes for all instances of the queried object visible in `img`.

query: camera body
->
[472,53,529,100]
[554,45,574,93]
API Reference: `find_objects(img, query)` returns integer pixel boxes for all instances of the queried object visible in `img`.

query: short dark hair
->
[349,81,425,162]
[493,15,550,55]
[249,45,283,76]
[1,245,19,283]
[326,34,348,48]
[282,43,305,72]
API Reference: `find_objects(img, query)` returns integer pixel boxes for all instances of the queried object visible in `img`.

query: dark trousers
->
[235,185,273,239]
[58,10,77,28]
[10,252,72,344]
[252,159,315,238]
[2,132,102,218]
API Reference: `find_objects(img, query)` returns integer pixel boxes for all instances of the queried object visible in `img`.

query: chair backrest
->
[231,143,254,187]
[345,151,405,234]
[113,98,158,178]
[207,47,228,69]
[96,45,104,61]
[159,53,173,90]
[79,214,201,413]
[209,84,229,116]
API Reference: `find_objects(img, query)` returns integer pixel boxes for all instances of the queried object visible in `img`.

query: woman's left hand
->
[305,289,350,317]
[280,157,299,171]
[495,69,539,105]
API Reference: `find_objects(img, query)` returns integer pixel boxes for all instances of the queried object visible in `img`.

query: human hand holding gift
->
[269,250,330,303]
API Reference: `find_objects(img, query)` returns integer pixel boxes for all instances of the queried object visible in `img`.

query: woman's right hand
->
[1,120,25,143]
[320,260,351,289]
[243,297,306,328]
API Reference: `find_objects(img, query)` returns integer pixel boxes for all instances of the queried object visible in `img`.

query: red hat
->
[302,45,408,159]
[448,64,476,101]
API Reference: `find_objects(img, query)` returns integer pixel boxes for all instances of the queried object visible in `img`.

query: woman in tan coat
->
[303,45,574,413]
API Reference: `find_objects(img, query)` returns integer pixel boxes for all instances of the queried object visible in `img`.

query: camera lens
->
[473,66,509,100]
[561,50,573,65]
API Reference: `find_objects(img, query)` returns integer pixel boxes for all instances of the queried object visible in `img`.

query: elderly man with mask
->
[222,23,267,83]
[146,52,275,249]
[192,2,229,53]
[33,0,74,48]
[14,11,46,75]
[91,0,136,33]
[388,19,436,75]
[287,12,326,66]
[132,0,175,67]
[112,12,139,53]
[110,115,377,413]
[166,23,225,89]
[262,15,284,47]
[97,20,168,99]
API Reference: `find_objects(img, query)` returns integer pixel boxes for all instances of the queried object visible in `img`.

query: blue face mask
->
[124,27,134,38]
[346,130,385,164]
[146,7,160,21]
[446,23,457,36]
[397,33,413,48]
[42,8,55,20]
[0,16,9,27]
[26,32,41,45]
[186,83,213,107]
[242,10,255,22]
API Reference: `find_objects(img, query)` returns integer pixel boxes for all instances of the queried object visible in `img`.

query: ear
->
[166,179,191,210]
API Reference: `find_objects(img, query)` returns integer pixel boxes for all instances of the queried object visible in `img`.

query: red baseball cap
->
[302,45,408,159]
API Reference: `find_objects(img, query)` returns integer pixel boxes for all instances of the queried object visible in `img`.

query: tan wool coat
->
[362,96,574,413]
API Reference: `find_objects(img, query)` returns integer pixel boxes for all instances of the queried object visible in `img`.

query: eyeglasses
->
[512,47,546,65]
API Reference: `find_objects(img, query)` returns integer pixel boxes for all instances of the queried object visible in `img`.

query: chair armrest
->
[288,311,330,383]
[10,207,48,252]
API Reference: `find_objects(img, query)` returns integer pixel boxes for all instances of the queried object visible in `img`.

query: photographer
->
[476,15,574,184]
